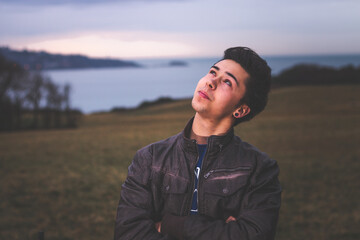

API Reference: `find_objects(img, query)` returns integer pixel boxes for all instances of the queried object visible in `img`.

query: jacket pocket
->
[202,167,251,218]
[162,173,189,193]
[161,173,189,215]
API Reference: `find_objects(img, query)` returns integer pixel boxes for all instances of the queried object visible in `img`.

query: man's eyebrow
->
[211,65,220,71]
[211,65,239,86]
[226,72,239,86]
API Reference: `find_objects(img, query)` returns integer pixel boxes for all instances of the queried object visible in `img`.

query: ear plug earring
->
[234,113,239,117]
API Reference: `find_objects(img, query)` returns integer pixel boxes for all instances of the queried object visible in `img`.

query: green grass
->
[0,85,359,240]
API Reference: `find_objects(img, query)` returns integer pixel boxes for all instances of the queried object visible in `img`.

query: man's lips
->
[198,90,210,100]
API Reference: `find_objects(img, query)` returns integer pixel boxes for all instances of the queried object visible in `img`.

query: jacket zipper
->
[203,166,251,179]
[196,141,210,215]
[184,140,199,216]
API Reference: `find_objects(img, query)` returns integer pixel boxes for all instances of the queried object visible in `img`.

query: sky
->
[1,0,360,59]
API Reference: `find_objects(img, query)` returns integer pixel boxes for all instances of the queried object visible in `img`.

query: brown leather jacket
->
[115,118,281,239]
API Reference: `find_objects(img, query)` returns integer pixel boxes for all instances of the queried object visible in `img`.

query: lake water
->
[46,55,360,113]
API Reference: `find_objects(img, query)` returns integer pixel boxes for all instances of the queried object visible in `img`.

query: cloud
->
[17,31,198,58]
[0,0,186,6]
[0,0,234,38]
[1,0,359,57]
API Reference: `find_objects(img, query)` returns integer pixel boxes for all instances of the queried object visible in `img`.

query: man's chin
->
[191,99,208,114]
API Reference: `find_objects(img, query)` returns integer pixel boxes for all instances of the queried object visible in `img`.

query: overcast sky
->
[1,0,359,59]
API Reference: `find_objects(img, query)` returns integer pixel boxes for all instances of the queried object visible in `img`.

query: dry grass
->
[0,85,359,240]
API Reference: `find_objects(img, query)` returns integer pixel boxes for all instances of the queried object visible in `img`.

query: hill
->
[0,46,142,70]
[272,63,360,87]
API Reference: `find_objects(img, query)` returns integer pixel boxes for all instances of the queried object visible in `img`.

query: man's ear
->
[233,104,251,119]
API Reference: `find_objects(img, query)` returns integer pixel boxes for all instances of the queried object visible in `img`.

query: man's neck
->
[190,113,233,144]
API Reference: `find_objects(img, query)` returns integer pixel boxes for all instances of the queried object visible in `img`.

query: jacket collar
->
[181,117,234,153]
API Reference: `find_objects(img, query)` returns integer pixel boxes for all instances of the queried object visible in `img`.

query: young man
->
[115,47,281,240]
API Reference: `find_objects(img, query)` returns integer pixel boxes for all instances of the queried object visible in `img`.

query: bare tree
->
[7,72,28,129]
[0,55,27,130]
[26,72,44,128]
[63,83,73,127]
[45,78,66,128]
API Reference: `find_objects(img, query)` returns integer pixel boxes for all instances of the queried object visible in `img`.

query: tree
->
[26,72,44,128]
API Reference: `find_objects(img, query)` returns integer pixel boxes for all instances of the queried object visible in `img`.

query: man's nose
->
[208,77,219,90]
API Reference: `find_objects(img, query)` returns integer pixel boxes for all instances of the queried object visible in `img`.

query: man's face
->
[191,59,249,120]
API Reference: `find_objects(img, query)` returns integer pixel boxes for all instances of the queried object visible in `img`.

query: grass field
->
[1,85,359,240]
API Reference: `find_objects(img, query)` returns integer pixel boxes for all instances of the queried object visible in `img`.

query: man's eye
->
[224,80,232,86]
[209,70,216,76]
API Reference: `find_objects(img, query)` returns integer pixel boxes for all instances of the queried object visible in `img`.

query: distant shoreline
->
[0,46,141,71]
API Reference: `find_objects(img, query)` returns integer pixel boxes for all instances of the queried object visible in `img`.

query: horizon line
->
[2,45,360,61]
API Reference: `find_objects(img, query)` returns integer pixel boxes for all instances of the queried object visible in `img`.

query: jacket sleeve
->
[114,148,170,240]
[162,157,282,240]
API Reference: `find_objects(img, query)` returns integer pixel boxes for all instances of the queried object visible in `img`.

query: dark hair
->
[223,47,271,126]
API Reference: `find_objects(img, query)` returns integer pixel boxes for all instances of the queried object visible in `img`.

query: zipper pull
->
[219,144,223,152]
[204,170,213,179]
